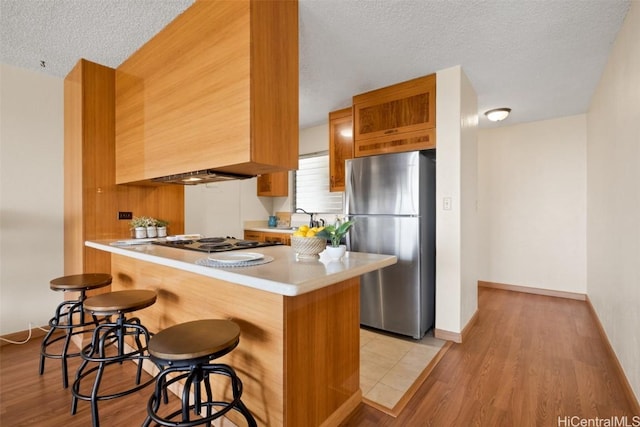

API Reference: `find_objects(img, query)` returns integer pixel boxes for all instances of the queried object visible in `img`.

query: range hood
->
[151,169,254,185]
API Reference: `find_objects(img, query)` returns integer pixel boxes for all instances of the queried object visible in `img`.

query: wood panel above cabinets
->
[353,74,436,157]
[257,171,289,197]
[329,108,353,192]
[115,0,299,185]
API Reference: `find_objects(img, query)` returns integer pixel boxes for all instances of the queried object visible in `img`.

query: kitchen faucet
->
[295,208,321,228]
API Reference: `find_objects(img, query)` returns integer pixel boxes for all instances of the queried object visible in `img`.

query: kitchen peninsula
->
[86,240,396,426]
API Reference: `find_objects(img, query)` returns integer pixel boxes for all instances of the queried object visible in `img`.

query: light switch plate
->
[443,197,452,211]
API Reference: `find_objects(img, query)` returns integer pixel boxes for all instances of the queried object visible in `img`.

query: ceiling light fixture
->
[484,108,511,122]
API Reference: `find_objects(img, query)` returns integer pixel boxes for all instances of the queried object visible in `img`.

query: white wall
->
[435,65,478,336]
[299,124,328,155]
[586,1,639,401]
[477,115,587,294]
[459,70,479,329]
[185,178,274,238]
[0,63,64,334]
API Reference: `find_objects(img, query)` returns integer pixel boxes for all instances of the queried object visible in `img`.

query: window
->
[294,152,344,214]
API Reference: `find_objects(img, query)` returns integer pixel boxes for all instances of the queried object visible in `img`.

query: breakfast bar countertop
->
[86,240,396,297]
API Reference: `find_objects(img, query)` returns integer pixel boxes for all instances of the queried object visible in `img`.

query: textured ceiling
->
[0,0,631,129]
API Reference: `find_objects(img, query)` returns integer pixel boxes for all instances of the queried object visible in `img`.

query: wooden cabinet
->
[353,74,436,157]
[257,171,289,197]
[64,59,184,276]
[115,0,298,184]
[244,230,291,246]
[243,231,263,242]
[329,108,353,192]
[263,232,291,245]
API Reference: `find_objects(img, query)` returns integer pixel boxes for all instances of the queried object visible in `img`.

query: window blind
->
[294,153,344,214]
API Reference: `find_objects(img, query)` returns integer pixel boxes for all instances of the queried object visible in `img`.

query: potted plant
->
[155,219,169,237]
[316,219,354,260]
[145,217,158,238]
[131,216,148,238]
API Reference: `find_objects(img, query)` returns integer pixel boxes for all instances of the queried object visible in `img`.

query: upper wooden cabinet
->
[257,171,289,197]
[353,74,436,157]
[115,0,299,184]
[329,108,353,192]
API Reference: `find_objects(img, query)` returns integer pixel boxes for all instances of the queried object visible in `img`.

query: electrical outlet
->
[118,211,133,220]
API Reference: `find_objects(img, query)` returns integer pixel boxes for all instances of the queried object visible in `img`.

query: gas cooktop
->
[152,237,282,253]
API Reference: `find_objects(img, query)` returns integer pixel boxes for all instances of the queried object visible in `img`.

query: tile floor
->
[360,328,445,410]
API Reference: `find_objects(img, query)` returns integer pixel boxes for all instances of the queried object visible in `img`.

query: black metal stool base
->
[39,298,102,388]
[143,360,257,427]
[71,316,154,427]
[40,273,112,389]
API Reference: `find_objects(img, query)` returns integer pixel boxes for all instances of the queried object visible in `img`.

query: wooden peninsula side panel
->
[284,277,361,426]
[110,254,361,427]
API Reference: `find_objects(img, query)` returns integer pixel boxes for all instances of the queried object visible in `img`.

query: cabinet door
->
[244,231,264,242]
[353,74,436,157]
[329,108,353,192]
[263,232,291,246]
[257,171,289,197]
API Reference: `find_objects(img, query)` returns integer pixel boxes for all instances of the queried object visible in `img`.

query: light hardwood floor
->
[1,287,637,426]
[343,287,639,426]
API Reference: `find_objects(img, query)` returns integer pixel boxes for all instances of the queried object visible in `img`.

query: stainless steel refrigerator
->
[346,150,435,339]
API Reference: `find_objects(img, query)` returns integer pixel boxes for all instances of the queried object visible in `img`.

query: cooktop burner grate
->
[152,237,282,253]
[235,241,260,247]
[198,243,234,251]
[197,237,227,243]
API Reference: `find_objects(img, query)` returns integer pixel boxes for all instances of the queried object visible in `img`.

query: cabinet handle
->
[384,129,398,134]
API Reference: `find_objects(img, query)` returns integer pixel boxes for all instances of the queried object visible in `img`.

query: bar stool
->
[143,319,257,427]
[71,289,157,427]
[39,273,112,388]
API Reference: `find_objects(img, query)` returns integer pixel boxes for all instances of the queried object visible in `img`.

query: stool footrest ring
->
[71,316,154,427]
[143,363,257,427]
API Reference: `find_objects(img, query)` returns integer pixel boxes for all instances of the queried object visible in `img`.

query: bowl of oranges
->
[291,225,326,259]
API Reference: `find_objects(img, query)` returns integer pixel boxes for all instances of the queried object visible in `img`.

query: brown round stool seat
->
[71,289,157,427]
[83,290,157,316]
[143,319,256,427]
[40,273,112,388]
[149,319,240,362]
[50,273,112,292]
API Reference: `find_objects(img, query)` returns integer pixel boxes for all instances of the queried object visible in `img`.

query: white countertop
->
[86,240,396,297]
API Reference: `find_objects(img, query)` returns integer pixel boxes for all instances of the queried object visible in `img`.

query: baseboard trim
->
[434,309,479,344]
[585,296,640,414]
[0,325,50,348]
[478,280,586,301]
[321,389,362,427]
